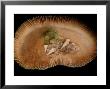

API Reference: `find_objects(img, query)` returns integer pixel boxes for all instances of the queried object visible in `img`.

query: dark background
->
[14,14,97,76]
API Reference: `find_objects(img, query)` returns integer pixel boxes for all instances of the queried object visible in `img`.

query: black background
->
[14,14,97,76]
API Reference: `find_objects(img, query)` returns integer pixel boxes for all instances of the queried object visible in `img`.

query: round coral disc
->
[14,16,97,70]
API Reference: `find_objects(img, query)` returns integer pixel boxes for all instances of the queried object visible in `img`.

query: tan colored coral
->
[14,16,96,70]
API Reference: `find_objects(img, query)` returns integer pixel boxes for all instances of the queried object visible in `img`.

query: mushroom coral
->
[14,16,97,70]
